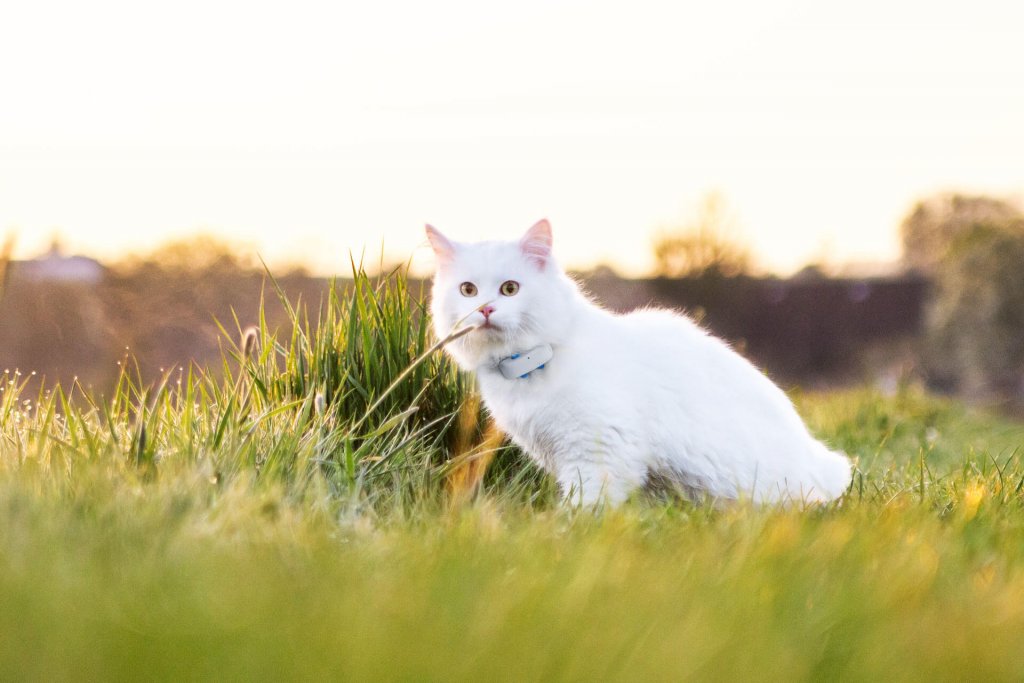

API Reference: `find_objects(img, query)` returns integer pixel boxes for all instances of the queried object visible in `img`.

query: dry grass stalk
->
[446,391,504,503]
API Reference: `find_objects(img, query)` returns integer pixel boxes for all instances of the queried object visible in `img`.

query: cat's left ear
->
[425,224,456,266]
[520,219,553,269]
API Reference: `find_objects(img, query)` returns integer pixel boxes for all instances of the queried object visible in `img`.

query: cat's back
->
[593,306,729,371]
[615,306,707,342]
[584,304,793,419]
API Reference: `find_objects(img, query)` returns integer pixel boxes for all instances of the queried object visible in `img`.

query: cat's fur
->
[427,219,852,506]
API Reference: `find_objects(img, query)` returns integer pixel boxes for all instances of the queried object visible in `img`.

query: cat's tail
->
[810,443,853,502]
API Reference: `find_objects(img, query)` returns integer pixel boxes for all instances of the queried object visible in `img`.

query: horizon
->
[3,0,1023,276]
[1,226,923,279]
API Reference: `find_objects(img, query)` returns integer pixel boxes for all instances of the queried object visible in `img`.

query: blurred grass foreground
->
[2,254,1024,680]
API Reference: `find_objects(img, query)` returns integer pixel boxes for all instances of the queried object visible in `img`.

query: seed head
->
[314,392,326,417]
[241,327,259,359]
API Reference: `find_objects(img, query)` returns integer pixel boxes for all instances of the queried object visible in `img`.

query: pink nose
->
[480,305,495,319]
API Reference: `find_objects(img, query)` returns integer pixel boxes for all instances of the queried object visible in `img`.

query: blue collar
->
[498,344,554,379]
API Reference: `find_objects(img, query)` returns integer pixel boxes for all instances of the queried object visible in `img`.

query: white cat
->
[427,219,852,506]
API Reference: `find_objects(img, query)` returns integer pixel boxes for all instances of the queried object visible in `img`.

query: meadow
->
[2,266,1024,681]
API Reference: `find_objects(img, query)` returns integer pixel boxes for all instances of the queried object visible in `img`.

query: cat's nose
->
[479,305,495,319]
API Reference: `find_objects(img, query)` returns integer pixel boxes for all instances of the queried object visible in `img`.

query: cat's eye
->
[459,282,478,297]
[500,280,520,296]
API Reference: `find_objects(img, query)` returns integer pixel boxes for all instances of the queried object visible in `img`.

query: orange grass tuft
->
[446,392,504,503]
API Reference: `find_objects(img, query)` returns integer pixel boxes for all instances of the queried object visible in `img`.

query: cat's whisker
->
[519,311,540,333]
[445,300,497,343]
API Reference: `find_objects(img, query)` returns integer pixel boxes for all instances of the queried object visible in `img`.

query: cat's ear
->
[519,219,553,269]
[425,224,456,265]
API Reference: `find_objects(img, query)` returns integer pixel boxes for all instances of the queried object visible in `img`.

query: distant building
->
[13,242,105,284]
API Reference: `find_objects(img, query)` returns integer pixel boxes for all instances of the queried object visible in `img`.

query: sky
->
[2,0,1023,276]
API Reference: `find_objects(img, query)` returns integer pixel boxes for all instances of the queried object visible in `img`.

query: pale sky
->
[2,0,1023,275]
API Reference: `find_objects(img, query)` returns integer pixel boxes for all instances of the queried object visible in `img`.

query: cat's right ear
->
[425,224,456,266]
[520,219,553,270]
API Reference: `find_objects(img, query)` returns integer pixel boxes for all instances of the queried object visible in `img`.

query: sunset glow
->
[3,0,1023,275]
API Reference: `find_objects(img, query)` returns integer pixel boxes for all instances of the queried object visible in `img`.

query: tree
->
[900,193,1022,275]
[653,192,752,278]
[925,220,1024,398]
[902,193,1024,399]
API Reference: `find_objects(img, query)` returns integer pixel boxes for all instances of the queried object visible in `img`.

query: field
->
[2,268,1024,681]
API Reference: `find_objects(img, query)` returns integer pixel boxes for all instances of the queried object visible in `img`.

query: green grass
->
[2,265,1024,681]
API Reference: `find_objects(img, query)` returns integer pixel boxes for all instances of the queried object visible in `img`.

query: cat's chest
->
[477,370,567,428]
[479,372,550,409]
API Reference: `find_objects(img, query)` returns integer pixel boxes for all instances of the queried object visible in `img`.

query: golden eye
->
[500,280,520,296]
[459,282,478,297]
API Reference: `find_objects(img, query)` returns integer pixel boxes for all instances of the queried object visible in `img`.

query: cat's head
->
[426,219,576,369]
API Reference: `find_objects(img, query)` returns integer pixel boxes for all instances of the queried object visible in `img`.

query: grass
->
[2,263,1024,681]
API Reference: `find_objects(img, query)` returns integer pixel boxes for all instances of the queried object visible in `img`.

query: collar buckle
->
[498,344,554,380]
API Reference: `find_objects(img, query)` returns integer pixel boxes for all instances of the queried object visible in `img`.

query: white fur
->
[427,221,852,507]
